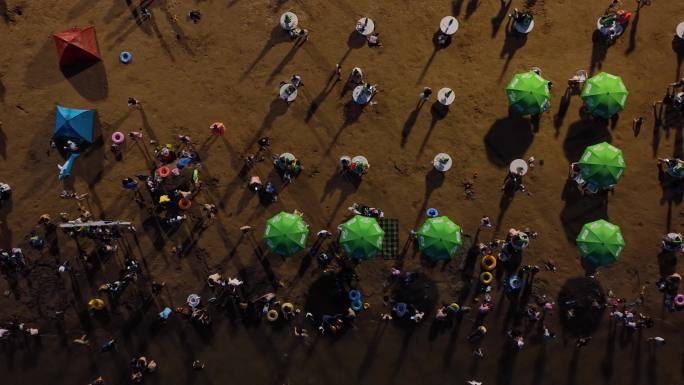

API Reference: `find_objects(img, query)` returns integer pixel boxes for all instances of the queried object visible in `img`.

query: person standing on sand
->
[632,116,644,137]
[417,87,432,109]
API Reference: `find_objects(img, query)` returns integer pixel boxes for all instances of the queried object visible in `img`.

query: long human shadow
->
[559,179,609,242]
[416,49,437,85]
[1,0,8,23]
[491,0,512,38]
[554,87,573,135]
[241,25,291,81]
[657,163,684,232]
[413,169,445,228]
[562,118,611,162]
[589,30,610,75]
[266,42,305,84]
[465,0,479,19]
[452,0,464,16]
[246,98,290,150]
[305,71,340,122]
[61,61,109,101]
[483,114,534,167]
[321,171,360,229]
[498,29,527,81]
[324,100,364,155]
[624,8,639,55]
[416,102,449,158]
[401,105,423,147]
[0,121,6,160]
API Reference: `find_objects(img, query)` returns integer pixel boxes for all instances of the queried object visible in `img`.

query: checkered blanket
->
[379,218,400,259]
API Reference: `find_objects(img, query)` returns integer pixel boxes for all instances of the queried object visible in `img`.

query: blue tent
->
[53,106,95,144]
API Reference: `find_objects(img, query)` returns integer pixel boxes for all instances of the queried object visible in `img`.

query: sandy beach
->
[1,0,684,384]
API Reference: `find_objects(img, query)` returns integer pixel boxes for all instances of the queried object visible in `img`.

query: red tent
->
[53,26,101,67]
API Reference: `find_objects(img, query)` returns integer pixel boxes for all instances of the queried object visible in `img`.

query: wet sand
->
[1,0,684,384]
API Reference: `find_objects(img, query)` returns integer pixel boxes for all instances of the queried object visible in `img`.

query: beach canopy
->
[52,26,101,67]
[505,71,551,115]
[579,142,626,188]
[581,72,628,119]
[53,106,95,145]
[339,215,385,260]
[417,216,463,261]
[576,219,625,266]
[263,212,309,256]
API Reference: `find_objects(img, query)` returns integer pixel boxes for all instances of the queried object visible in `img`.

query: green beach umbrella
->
[339,215,385,260]
[581,72,628,119]
[576,219,625,267]
[579,142,626,189]
[263,212,309,256]
[417,216,463,261]
[505,71,551,115]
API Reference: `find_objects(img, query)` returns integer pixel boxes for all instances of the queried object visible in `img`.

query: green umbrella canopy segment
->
[417,216,463,261]
[579,142,626,189]
[576,219,625,267]
[581,72,628,119]
[505,71,551,115]
[263,211,309,256]
[339,215,385,260]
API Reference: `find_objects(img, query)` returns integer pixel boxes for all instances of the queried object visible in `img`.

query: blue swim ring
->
[351,299,363,312]
[120,51,132,64]
[348,289,361,301]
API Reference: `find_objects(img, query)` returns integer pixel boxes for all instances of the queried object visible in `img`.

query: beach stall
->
[339,215,385,260]
[506,71,551,115]
[581,72,628,119]
[576,219,625,267]
[417,216,463,262]
[263,212,309,256]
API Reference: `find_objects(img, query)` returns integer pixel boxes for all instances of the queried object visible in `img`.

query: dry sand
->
[1,0,684,384]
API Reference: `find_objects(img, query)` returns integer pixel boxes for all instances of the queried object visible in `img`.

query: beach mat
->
[379,218,399,259]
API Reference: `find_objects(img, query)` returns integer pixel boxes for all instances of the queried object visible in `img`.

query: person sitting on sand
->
[350,68,363,84]
[367,32,382,47]
[436,33,449,47]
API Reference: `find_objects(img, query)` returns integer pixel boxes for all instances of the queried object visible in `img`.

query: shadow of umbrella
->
[498,31,528,81]
[61,61,109,101]
[416,102,449,158]
[562,118,611,162]
[241,25,292,80]
[483,115,534,167]
[559,179,609,243]
[337,30,367,66]
[558,277,606,337]
[414,169,445,227]
[589,30,610,76]
[304,269,358,322]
